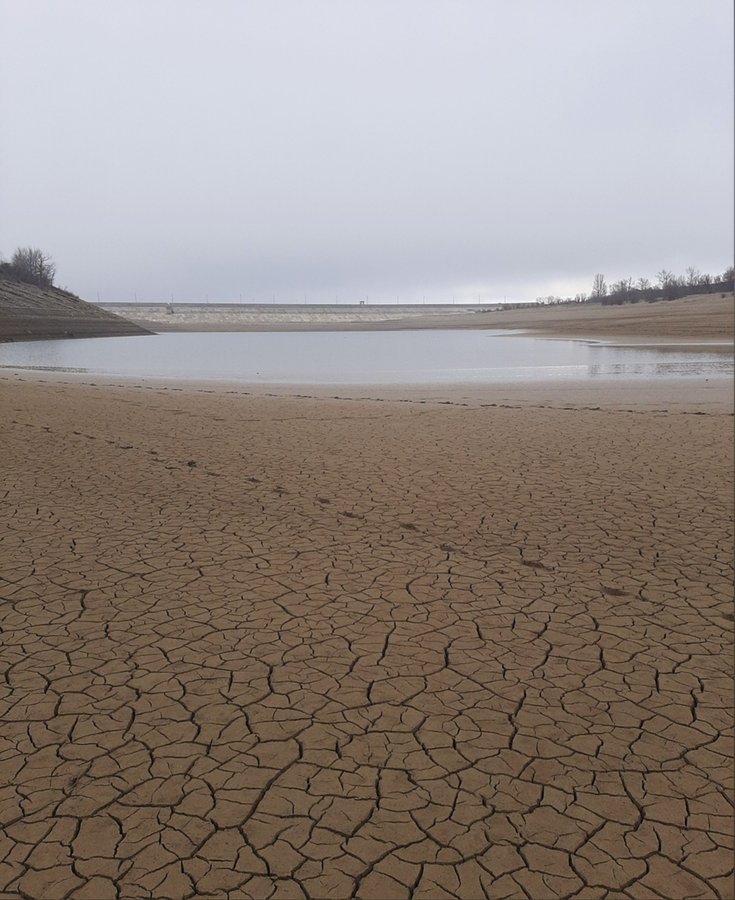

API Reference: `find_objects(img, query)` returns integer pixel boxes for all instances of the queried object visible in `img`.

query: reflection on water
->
[0,330,731,385]
[587,343,733,378]
[588,361,733,377]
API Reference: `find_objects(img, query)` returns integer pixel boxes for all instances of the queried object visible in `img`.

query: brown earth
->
[472,292,735,341]
[0,376,733,899]
[0,278,151,342]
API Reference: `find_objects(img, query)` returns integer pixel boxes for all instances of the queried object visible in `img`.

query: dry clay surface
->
[0,378,733,900]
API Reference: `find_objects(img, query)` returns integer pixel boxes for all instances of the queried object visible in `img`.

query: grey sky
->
[1,0,732,303]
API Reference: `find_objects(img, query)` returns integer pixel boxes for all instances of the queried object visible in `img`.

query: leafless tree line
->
[536,265,734,307]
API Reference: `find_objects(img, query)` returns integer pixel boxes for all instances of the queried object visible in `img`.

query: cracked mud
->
[1,379,733,899]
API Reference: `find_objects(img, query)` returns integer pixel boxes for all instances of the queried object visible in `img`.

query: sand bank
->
[100,292,735,341]
[1,375,732,899]
[475,291,734,341]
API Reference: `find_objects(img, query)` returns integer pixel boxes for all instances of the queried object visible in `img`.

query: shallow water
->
[0,330,731,384]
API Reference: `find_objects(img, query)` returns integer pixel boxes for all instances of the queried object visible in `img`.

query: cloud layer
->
[1,0,732,302]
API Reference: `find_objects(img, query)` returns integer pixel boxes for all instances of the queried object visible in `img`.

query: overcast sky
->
[0,1,732,303]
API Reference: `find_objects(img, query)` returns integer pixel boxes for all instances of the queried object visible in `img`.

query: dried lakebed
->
[0,377,733,899]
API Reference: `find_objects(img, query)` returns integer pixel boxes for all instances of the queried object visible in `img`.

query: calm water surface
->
[0,330,731,384]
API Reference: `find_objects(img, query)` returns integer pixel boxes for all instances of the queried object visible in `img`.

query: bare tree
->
[591,273,607,299]
[611,277,633,293]
[685,266,701,287]
[9,247,56,287]
[656,269,678,300]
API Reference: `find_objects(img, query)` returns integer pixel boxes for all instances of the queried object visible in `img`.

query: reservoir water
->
[0,330,731,385]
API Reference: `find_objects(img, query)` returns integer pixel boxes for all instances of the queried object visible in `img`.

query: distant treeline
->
[536,265,734,307]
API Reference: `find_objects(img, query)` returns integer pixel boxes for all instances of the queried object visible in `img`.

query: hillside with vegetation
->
[533,265,734,307]
[0,276,151,342]
[0,248,150,342]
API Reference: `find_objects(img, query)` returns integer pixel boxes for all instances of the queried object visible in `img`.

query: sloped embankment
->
[0,278,151,342]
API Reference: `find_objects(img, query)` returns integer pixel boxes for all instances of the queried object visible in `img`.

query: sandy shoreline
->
[2,366,734,413]
[1,375,733,899]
